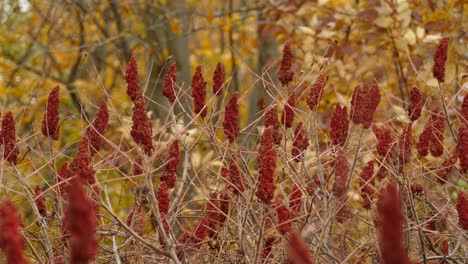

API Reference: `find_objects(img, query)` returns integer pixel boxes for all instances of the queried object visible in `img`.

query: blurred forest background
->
[0,0,465,127]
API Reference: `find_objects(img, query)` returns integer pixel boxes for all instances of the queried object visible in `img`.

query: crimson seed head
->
[127,204,145,236]
[0,201,27,264]
[408,86,422,121]
[289,184,303,214]
[69,138,95,185]
[432,37,449,83]
[213,62,225,95]
[307,74,327,111]
[377,182,411,264]
[257,127,276,204]
[416,109,445,157]
[437,156,457,184]
[330,103,349,146]
[398,123,413,172]
[359,160,375,209]
[264,106,282,144]
[278,43,294,86]
[287,232,314,264]
[41,85,60,140]
[162,63,177,103]
[332,148,349,198]
[204,193,221,238]
[229,157,245,195]
[125,56,140,101]
[350,84,381,128]
[429,110,445,157]
[281,92,296,128]
[410,183,424,197]
[1,112,19,164]
[292,122,309,162]
[461,94,468,124]
[456,190,468,230]
[161,140,180,189]
[223,93,239,143]
[275,199,292,234]
[35,185,47,217]
[261,236,277,262]
[130,93,153,156]
[457,124,468,173]
[157,181,170,216]
[133,155,143,176]
[85,101,109,156]
[57,163,69,199]
[66,179,98,264]
[191,65,208,118]
[372,124,394,158]
[218,192,230,226]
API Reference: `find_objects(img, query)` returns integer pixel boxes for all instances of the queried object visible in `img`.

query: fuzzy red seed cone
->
[398,123,413,173]
[359,160,375,209]
[437,156,457,184]
[275,200,292,234]
[229,157,245,195]
[264,106,282,144]
[278,43,294,86]
[125,56,140,101]
[432,37,449,83]
[85,101,109,156]
[41,85,60,140]
[410,183,424,197]
[1,112,19,164]
[35,185,47,217]
[127,204,145,236]
[213,62,225,95]
[336,206,353,223]
[133,155,143,176]
[429,110,445,157]
[159,217,170,248]
[417,110,445,157]
[0,201,27,264]
[376,182,411,264]
[330,103,349,146]
[161,140,179,189]
[204,193,221,238]
[461,94,468,124]
[257,127,276,204]
[408,86,422,121]
[57,163,69,199]
[287,232,314,264]
[292,122,309,162]
[223,92,239,143]
[350,84,381,128]
[218,192,230,227]
[332,148,349,198]
[372,124,394,158]
[66,179,98,264]
[157,181,170,216]
[457,124,468,173]
[69,138,95,185]
[289,184,303,214]
[456,190,467,229]
[162,63,177,103]
[307,74,327,111]
[416,124,432,157]
[130,93,153,156]
[261,236,277,262]
[281,92,296,128]
[191,65,208,118]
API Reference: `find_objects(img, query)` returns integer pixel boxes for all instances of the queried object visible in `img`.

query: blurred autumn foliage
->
[0,0,467,263]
